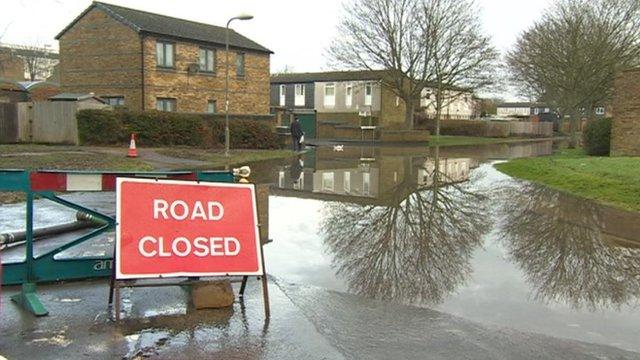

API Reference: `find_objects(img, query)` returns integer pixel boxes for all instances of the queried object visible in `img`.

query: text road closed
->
[116,178,262,279]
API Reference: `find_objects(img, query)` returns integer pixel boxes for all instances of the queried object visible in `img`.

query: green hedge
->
[583,118,612,156]
[77,109,280,149]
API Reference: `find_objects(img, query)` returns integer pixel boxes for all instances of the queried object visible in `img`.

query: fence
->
[0,101,108,145]
[507,121,553,137]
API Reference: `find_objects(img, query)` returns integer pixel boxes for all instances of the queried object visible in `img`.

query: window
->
[363,172,371,196]
[534,108,539,115]
[364,83,372,106]
[294,84,305,106]
[199,48,215,72]
[278,171,285,188]
[279,85,286,106]
[345,84,353,107]
[156,41,174,68]
[344,171,351,193]
[395,96,400,107]
[207,100,217,113]
[545,107,550,113]
[156,98,176,112]
[236,52,245,76]
[324,83,335,107]
[104,96,124,106]
[322,172,334,192]
[595,106,605,115]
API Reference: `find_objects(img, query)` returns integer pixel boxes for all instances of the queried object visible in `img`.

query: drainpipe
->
[140,35,145,111]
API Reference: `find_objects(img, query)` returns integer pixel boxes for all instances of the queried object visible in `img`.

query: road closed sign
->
[115,178,262,279]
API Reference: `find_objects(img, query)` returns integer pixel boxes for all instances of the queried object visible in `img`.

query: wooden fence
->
[507,121,554,137]
[0,101,109,145]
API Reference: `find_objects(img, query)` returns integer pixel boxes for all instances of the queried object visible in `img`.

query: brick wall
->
[611,68,640,156]
[58,7,143,109]
[0,50,25,81]
[142,36,270,115]
[58,7,270,115]
[379,84,407,128]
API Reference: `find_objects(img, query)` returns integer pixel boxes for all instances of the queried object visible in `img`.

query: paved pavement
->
[1,278,638,359]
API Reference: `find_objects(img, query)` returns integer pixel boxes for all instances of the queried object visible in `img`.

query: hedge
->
[583,118,612,156]
[415,114,509,137]
[77,109,280,149]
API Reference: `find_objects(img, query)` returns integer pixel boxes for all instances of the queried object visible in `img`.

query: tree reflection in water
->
[498,184,640,310]
[321,149,490,305]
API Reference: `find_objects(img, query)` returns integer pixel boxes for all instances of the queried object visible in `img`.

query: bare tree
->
[321,148,490,305]
[328,0,428,128]
[12,43,57,81]
[507,0,640,147]
[419,0,499,137]
[498,184,640,309]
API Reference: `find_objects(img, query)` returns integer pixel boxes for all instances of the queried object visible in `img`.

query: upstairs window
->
[199,48,216,72]
[236,52,245,76]
[595,106,605,115]
[279,85,286,106]
[294,84,305,106]
[156,98,176,112]
[104,96,124,106]
[364,83,373,106]
[324,83,336,107]
[156,41,174,68]
[207,100,217,113]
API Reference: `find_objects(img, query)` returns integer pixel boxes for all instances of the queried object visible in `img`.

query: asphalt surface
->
[1,278,638,359]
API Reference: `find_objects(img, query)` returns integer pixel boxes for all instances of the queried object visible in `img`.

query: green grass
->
[495,149,640,212]
[428,135,545,147]
[156,148,294,167]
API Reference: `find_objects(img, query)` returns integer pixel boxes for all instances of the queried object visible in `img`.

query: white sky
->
[0,0,553,99]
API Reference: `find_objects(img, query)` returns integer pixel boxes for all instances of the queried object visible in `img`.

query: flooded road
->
[2,140,639,358]
[261,141,640,353]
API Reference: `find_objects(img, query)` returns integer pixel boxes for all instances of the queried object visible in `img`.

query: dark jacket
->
[290,120,303,138]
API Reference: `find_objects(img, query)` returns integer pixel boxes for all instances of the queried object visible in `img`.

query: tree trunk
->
[404,98,414,130]
[434,92,443,139]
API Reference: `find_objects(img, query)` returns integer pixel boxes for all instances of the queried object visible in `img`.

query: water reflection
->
[303,147,492,305]
[498,184,640,309]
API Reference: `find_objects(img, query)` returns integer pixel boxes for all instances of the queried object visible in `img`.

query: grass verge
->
[495,149,640,212]
[428,135,553,147]
[157,148,294,167]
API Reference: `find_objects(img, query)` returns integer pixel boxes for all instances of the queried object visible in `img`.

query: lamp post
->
[225,13,254,157]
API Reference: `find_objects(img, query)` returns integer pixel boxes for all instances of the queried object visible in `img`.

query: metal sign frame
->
[0,169,235,316]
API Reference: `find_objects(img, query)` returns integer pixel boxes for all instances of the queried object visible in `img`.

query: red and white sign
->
[115,178,262,279]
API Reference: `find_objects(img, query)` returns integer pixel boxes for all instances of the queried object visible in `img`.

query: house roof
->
[55,2,272,54]
[18,81,60,91]
[49,92,105,102]
[497,102,552,108]
[271,70,392,84]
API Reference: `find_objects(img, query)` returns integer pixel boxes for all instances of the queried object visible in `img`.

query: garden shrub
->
[583,118,612,156]
[77,109,278,149]
[77,109,124,145]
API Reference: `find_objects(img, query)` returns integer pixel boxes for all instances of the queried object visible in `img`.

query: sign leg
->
[114,282,121,322]
[239,276,248,298]
[260,245,270,319]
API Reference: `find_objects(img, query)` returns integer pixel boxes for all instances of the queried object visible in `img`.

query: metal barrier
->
[0,169,236,316]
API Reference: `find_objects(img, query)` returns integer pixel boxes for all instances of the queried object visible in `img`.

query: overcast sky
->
[0,0,553,99]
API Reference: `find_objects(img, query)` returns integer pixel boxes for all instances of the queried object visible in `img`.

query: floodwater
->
[259,141,640,353]
[1,140,639,356]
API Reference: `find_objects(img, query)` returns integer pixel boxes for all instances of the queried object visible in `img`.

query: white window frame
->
[104,96,125,106]
[344,171,351,193]
[595,106,605,115]
[364,83,373,106]
[156,98,176,112]
[322,172,335,192]
[294,84,305,106]
[324,83,336,107]
[534,108,539,115]
[199,48,215,72]
[207,100,217,113]
[156,41,174,68]
[363,172,370,196]
[345,84,353,107]
[278,171,285,188]
[279,85,286,106]
[236,52,245,76]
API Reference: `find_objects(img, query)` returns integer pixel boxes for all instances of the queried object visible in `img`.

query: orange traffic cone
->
[127,133,138,158]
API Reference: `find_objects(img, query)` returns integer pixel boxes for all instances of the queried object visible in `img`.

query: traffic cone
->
[127,133,138,158]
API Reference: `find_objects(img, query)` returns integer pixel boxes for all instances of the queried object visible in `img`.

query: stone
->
[191,280,235,309]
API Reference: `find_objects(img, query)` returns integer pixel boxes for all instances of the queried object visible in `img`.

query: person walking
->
[290,117,304,151]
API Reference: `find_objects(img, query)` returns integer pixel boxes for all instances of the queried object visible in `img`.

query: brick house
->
[611,68,640,156]
[56,2,272,114]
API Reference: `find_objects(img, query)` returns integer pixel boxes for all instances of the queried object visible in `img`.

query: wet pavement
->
[2,140,640,359]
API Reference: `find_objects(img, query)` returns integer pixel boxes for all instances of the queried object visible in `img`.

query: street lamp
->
[225,13,254,157]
